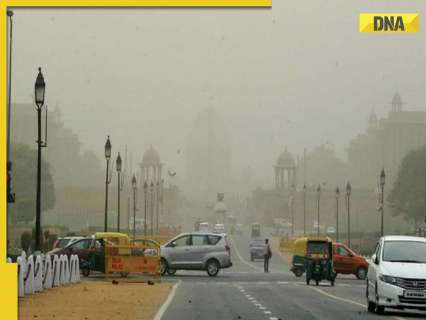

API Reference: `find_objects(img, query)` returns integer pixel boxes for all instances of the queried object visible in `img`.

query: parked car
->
[49,237,92,263]
[160,232,232,276]
[53,236,84,249]
[249,239,265,261]
[333,242,369,279]
[367,236,426,314]
[213,223,226,234]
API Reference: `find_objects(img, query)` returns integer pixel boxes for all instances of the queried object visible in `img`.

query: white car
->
[367,236,426,314]
[213,223,226,234]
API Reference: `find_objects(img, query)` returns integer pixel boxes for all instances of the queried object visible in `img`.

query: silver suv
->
[160,232,232,277]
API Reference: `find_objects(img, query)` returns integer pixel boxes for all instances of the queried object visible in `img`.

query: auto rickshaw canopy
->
[293,236,332,257]
[93,232,130,245]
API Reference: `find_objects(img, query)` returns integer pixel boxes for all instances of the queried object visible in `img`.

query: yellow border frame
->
[0,0,271,318]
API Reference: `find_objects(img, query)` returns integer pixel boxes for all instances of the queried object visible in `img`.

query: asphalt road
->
[161,228,426,320]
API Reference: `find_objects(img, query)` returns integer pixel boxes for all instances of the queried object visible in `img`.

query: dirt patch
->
[19,280,172,320]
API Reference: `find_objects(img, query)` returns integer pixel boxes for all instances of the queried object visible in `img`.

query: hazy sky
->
[10,1,426,185]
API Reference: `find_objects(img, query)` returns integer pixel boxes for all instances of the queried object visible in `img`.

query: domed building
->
[140,145,162,184]
[274,147,296,189]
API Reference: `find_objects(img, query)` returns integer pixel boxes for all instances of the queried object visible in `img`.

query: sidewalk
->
[19,280,172,320]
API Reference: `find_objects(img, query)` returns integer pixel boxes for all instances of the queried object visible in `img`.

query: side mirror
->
[169,241,176,248]
[348,253,354,258]
[371,254,378,265]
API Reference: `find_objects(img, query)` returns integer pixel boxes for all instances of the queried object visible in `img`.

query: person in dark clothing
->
[264,238,272,273]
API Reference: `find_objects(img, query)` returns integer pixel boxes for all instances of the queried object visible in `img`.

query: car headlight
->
[379,274,397,285]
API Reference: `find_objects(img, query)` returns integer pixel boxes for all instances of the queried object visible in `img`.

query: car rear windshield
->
[382,241,426,263]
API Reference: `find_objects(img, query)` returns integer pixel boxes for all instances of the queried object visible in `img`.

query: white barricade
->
[59,255,69,285]
[43,254,52,289]
[17,252,81,299]
[75,256,80,282]
[52,255,60,287]
[33,255,43,292]
[24,255,34,295]
[17,252,26,298]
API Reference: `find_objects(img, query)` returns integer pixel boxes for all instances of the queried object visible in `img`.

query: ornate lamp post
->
[116,153,123,232]
[346,181,352,247]
[335,186,340,242]
[132,175,137,240]
[289,184,295,237]
[380,169,386,237]
[316,184,321,236]
[104,136,112,232]
[34,67,46,252]
[303,184,306,236]
[143,181,148,237]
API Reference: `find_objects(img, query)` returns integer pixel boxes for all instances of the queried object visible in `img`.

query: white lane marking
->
[259,306,266,310]
[308,286,365,308]
[307,286,407,320]
[229,236,264,272]
[153,280,181,320]
[270,317,279,320]
[278,281,288,284]
[264,311,272,314]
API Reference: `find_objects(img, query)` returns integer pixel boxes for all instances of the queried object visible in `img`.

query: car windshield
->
[57,238,71,248]
[382,241,426,263]
[251,240,264,246]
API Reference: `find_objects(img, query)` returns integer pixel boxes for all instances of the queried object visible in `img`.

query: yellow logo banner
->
[360,13,419,33]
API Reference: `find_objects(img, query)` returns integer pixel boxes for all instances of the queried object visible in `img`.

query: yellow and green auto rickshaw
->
[291,236,336,285]
[81,232,130,277]
[305,237,336,286]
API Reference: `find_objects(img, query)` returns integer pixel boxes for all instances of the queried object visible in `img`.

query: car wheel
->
[160,258,168,276]
[375,283,385,315]
[167,268,177,276]
[294,269,303,277]
[82,267,90,277]
[206,259,220,277]
[356,267,367,280]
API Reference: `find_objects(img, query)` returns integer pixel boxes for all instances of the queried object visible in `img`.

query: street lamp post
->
[150,181,154,236]
[346,181,352,248]
[303,184,306,236]
[156,181,160,233]
[34,67,46,252]
[380,169,386,237]
[132,175,137,240]
[335,187,340,242]
[104,136,112,232]
[143,181,148,237]
[7,10,15,205]
[290,184,295,237]
[317,184,321,236]
[116,153,123,232]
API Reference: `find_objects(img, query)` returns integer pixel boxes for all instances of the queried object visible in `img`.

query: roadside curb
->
[153,280,181,320]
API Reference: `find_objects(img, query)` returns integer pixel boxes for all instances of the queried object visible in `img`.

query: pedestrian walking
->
[264,238,272,273]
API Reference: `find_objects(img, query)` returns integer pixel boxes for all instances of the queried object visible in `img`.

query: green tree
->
[388,145,426,226]
[9,143,55,224]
